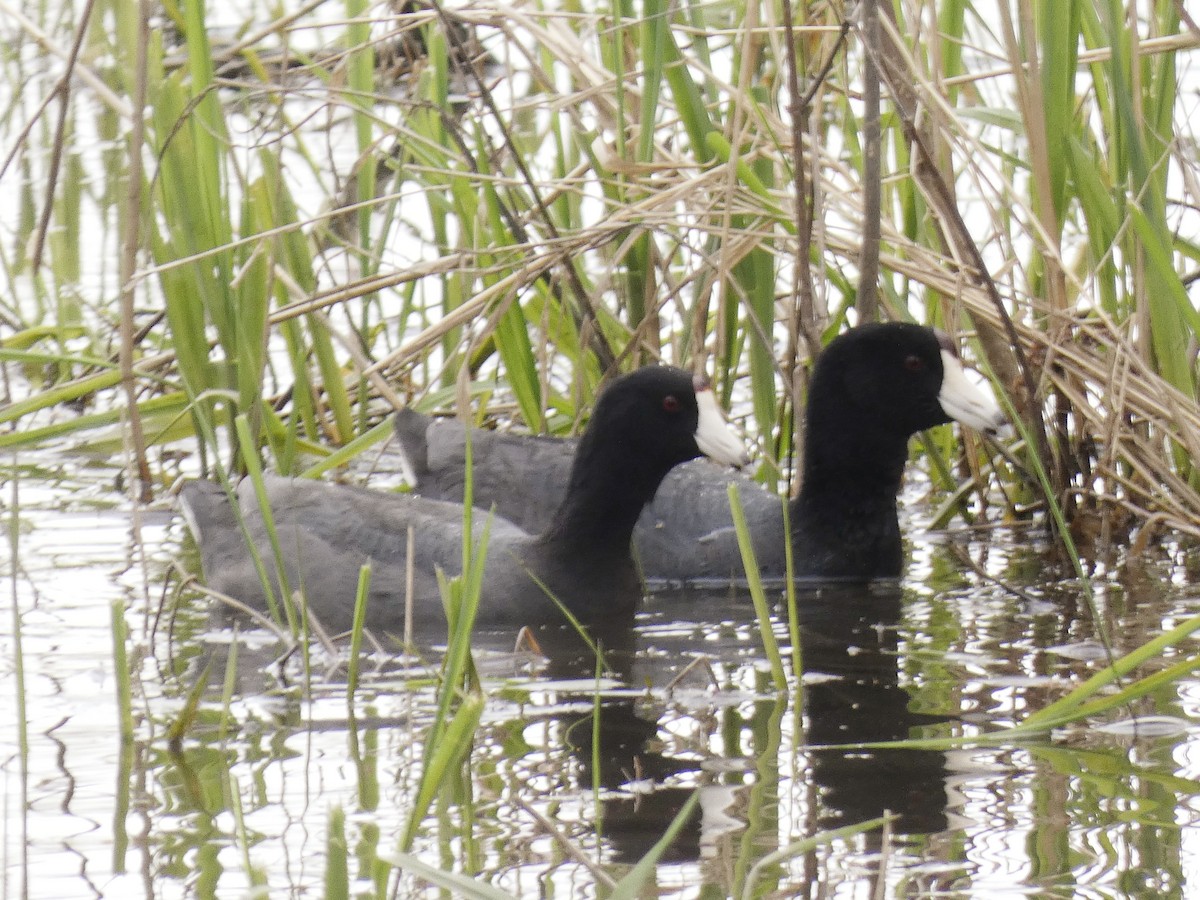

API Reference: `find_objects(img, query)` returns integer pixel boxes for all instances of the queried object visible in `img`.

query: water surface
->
[4,457,1200,898]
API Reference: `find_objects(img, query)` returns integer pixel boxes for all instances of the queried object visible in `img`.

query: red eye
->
[904,355,925,372]
[663,395,681,413]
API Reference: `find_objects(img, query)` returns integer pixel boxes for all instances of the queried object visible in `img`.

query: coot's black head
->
[807,322,1005,441]
[544,365,746,558]
[579,366,747,478]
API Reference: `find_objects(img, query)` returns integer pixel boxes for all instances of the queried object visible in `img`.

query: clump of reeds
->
[1,3,1196,564]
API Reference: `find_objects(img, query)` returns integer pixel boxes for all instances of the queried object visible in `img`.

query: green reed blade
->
[727,484,787,691]
[608,791,700,900]
[380,848,516,899]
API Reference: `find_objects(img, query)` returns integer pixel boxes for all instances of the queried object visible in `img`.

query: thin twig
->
[855,0,881,321]
[29,0,101,273]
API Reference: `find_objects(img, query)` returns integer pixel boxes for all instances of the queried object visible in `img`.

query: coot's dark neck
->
[540,437,672,556]
[790,408,911,579]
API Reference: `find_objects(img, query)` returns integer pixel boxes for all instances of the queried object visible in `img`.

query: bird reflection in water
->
[498,581,950,883]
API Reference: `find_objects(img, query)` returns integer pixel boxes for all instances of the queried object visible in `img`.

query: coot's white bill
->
[693,380,752,468]
[937,350,1007,435]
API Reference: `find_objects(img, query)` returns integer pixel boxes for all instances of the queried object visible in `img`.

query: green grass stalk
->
[727,484,787,691]
[345,0,375,252]
[233,414,296,633]
[401,456,490,851]
[164,660,212,750]
[229,773,268,892]
[591,651,604,851]
[110,599,135,743]
[739,816,892,900]
[399,691,485,852]
[299,418,394,478]
[780,499,802,686]
[986,363,1109,656]
[607,791,701,900]
[380,850,516,899]
[217,629,239,745]
[325,806,350,900]
[1023,610,1200,729]
[733,693,787,895]
[346,564,372,706]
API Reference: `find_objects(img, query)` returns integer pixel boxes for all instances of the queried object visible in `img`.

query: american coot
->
[394,323,1008,582]
[179,366,748,634]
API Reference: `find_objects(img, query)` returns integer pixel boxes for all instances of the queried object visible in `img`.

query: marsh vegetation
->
[3,0,1200,896]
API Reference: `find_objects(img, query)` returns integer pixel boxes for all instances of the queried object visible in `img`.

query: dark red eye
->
[904,355,925,372]
[662,395,681,413]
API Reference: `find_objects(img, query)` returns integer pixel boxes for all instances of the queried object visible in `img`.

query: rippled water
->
[5,454,1200,898]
